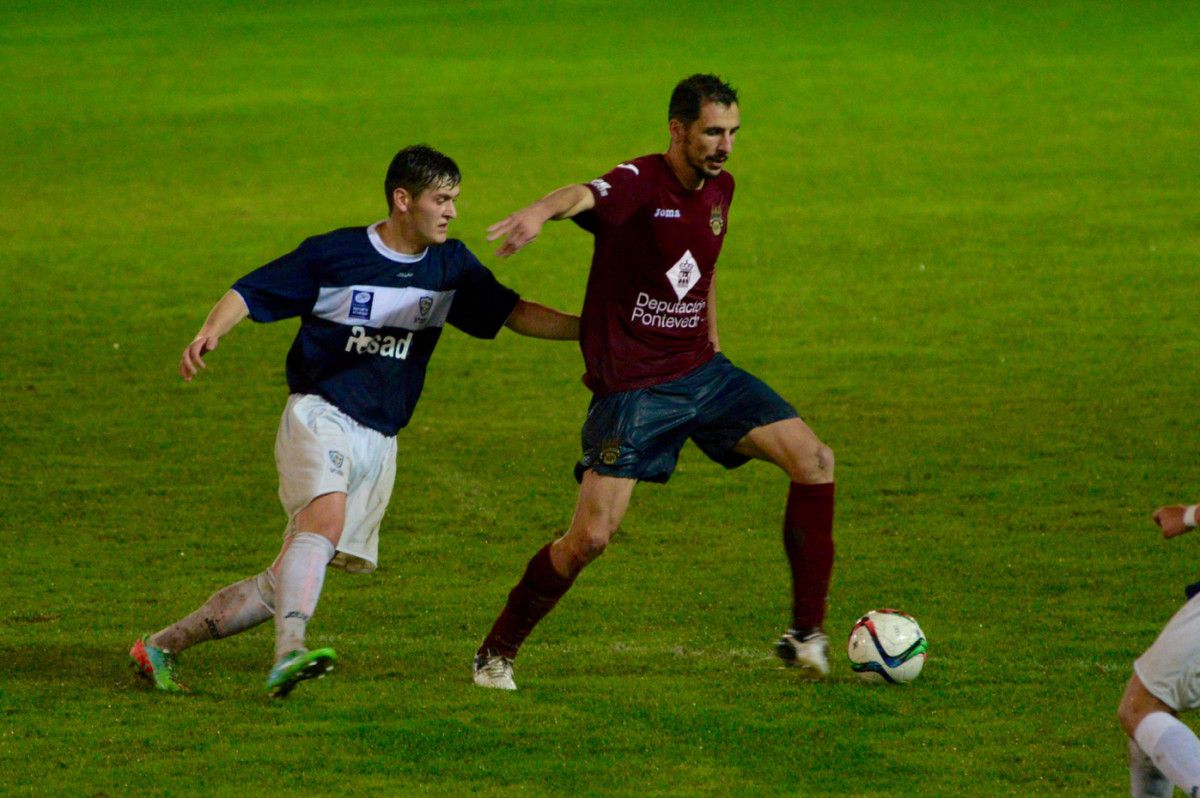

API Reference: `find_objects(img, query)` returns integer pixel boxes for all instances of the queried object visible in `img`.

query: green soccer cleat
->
[266,648,337,698]
[129,636,189,693]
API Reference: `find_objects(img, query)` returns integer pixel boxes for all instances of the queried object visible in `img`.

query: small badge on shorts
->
[349,290,374,321]
[328,450,345,474]
[710,203,724,236]
[600,438,621,466]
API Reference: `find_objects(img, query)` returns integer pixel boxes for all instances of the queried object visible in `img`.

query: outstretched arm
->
[504,298,580,341]
[180,289,250,381]
[486,184,595,258]
[1153,504,1199,539]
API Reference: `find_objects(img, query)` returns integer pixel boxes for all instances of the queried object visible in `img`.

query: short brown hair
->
[385,145,461,212]
[668,74,739,124]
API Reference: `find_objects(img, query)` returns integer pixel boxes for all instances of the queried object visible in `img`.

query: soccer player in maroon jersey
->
[473,74,837,690]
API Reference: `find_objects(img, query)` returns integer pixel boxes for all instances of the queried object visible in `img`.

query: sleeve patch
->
[589,178,612,197]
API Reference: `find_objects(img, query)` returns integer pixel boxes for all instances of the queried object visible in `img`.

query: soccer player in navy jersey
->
[472,74,838,690]
[1119,503,1200,796]
[129,145,579,698]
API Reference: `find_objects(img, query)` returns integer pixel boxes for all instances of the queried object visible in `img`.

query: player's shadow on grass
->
[0,639,262,696]
[0,641,134,689]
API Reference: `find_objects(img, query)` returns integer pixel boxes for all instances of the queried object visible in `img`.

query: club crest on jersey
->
[349,290,374,320]
[416,295,434,323]
[665,250,702,300]
[709,204,724,236]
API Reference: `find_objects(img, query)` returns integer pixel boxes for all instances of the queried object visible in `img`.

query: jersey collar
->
[368,221,428,263]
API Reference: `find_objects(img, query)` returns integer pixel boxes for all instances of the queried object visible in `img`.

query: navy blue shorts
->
[575,353,799,484]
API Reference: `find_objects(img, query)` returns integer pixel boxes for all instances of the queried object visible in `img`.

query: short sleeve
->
[232,237,323,322]
[577,160,657,230]
[446,247,520,339]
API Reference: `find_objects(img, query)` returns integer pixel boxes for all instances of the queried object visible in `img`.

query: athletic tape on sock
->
[255,569,277,610]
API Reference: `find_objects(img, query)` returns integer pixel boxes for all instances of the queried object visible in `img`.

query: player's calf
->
[1129,738,1172,798]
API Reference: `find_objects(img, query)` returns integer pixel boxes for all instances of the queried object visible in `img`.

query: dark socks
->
[478,543,576,659]
[782,481,835,631]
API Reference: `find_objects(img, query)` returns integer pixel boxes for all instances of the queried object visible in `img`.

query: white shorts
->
[275,393,397,574]
[1135,593,1200,712]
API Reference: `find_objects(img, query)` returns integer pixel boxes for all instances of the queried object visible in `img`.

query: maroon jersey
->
[574,153,734,395]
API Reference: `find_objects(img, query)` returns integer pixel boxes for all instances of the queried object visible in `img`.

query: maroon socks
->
[479,482,834,658]
[782,481,835,631]
[479,543,576,659]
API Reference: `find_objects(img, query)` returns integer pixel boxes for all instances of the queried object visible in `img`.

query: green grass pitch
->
[2,1,1199,794]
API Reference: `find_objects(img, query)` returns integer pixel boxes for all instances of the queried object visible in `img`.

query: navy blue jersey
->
[232,224,520,436]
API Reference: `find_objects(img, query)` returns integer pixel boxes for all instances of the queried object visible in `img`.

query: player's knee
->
[1117,676,1155,738]
[816,443,835,475]
[1117,691,1143,738]
[1118,704,1138,738]
[295,493,347,541]
[564,524,612,569]
[579,529,611,563]
[789,442,834,483]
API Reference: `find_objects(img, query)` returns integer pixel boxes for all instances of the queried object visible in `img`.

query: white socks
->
[1130,737,1173,798]
[273,532,336,662]
[1134,711,1200,797]
[150,570,276,653]
[147,531,337,665]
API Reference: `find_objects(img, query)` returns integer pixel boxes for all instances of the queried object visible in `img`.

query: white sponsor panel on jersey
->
[314,285,455,330]
[665,250,702,300]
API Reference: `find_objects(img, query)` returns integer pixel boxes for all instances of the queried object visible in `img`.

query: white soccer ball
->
[846,609,927,684]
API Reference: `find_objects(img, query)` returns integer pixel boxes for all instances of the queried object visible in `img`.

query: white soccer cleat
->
[775,629,830,678]
[473,651,517,690]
